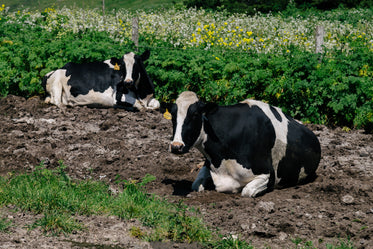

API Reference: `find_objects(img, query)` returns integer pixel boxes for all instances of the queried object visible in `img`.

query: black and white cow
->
[162,91,321,197]
[42,50,159,111]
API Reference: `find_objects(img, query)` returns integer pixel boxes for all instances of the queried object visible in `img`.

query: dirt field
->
[0,95,372,249]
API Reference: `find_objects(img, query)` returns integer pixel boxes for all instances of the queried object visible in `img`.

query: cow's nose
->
[124,79,133,86]
[170,142,184,154]
[124,80,135,90]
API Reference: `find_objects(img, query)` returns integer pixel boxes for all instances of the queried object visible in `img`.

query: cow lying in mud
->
[42,50,159,111]
[162,91,321,197]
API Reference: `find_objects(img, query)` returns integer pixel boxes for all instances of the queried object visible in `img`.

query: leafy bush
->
[147,45,373,132]
[0,5,372,132]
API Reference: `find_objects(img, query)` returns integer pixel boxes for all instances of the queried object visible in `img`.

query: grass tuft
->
[0,162,210,243]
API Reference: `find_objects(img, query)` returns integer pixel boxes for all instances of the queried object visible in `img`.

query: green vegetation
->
[0,215,12,233]
[0,4,372,132]
[0,161,211,242]
[292,237,355,249]
[184,0,373,14]
[149,46,373,131]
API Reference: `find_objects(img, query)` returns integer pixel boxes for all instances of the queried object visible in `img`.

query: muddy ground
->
[0,95,372,249]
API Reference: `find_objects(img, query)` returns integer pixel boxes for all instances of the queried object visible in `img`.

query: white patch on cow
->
[191,165,211,192]
[147,98,160,110]
[44,69,71,107]
[210,159,256,194]
[241,174,270,197]
[68,87,116,107]
[241,99,288,184]
[123,52,136,83]
[172,91,199,146]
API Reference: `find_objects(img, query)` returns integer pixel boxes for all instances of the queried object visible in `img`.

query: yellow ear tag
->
[163,109,172,120]
[114,63,120,70]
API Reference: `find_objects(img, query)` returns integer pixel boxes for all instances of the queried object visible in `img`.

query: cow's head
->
[111,50,150,91]
[162,91,217,154]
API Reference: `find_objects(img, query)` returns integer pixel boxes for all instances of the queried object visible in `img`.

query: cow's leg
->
[50,80,63,107]
[191,165,212,192]
[121,93,145,111]
[241,174,270,197]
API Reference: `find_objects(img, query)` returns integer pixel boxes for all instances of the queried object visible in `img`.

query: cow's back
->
[62,62,121,98]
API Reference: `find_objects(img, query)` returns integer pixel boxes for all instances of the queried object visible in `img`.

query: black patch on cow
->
[133,52,155,100]
[277,118,321,187]
[42,71,54,98]
[62,61,122,97]
[270,105,282,122]
[180,102,204,152]
[202,103,276,177]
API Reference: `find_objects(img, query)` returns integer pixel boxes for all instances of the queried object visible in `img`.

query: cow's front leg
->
[191,165,212,192]
[121,93,145,111]
[241,174,270,197]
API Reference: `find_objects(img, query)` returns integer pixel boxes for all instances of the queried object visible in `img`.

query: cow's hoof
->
[191,183,205,192]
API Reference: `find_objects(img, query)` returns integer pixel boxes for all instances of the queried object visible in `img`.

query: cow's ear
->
[140,50,150,61]
[200,102,218,115]
[160,102,175,119]
[110,57,122,65]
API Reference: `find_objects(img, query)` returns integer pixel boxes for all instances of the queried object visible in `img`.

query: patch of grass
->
[0,161,211,242]
[206,235,254,249]
[326,238,355,249]
[31,210,84,236]
[292,237,356,249]
[0,215,12,233]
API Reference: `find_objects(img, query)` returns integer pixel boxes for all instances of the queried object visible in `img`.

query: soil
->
[0,95,372,249]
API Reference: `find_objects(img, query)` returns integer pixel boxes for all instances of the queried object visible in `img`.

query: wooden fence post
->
[102,0,105,27]
[315,26,325,54]
[132,17,139,51]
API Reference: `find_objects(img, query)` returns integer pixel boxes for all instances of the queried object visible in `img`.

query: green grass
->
[0,215,12,233]
[0,161,211,242]
[0,0,182,11]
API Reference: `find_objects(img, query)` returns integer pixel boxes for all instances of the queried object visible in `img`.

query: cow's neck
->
[196,112,240,166]
[194,113,223,164]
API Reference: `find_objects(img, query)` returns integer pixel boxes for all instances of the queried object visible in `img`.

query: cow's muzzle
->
[123,79,136,90]
[170,141,185,154]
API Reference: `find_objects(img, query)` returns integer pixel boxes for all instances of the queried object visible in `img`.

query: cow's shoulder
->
[62,61,112,76]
